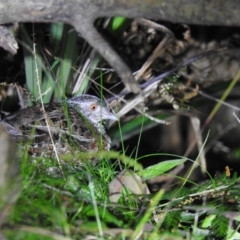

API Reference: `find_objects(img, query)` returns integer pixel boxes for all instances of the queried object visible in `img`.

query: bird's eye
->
[90,104,97,111]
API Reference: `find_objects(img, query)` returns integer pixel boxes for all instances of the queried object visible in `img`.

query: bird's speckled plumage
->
[1,95,117,160]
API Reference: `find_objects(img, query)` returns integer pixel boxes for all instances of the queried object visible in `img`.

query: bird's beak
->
[101,108,118,121]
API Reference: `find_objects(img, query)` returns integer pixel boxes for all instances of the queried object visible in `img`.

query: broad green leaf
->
[227,228,240,240]
[142,159,187,180]
[111,16,126,31]
[201,215,216,228]
[54,25,78,99]
[50,22,64,41]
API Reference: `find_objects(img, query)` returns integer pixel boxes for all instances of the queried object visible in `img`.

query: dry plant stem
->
[72,47,97,95]
[134,34,174,81]
[100,48,227,125]
[189,116,206,173]
[33,41,65,178]
[136,18,175,36]
[198,91,240,112]
[171,116,207,178]
[117,22,175,123]
[108,48,227,103]
[147,118,205,186]
[117,81,170,125]
[15,84,27,108]
[159,184,229,209]
[134,19,175,81]
[204,121,238,154]
[140,48,227,89]
[164,71,240,180]
[179,71,240,177]
[233,112,240,123]
[73,21,141,94]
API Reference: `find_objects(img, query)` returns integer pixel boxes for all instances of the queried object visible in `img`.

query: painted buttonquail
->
[0,94,117,161]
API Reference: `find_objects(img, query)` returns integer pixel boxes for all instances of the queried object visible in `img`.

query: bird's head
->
[67,94,118,124]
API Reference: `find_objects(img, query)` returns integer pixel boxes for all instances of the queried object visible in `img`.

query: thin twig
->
[107,47,227,102]
[32,24,65,179]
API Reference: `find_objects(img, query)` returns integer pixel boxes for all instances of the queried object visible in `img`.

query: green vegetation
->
[1,19,240,240]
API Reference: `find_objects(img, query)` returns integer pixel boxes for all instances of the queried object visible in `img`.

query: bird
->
[0,94,117,163]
